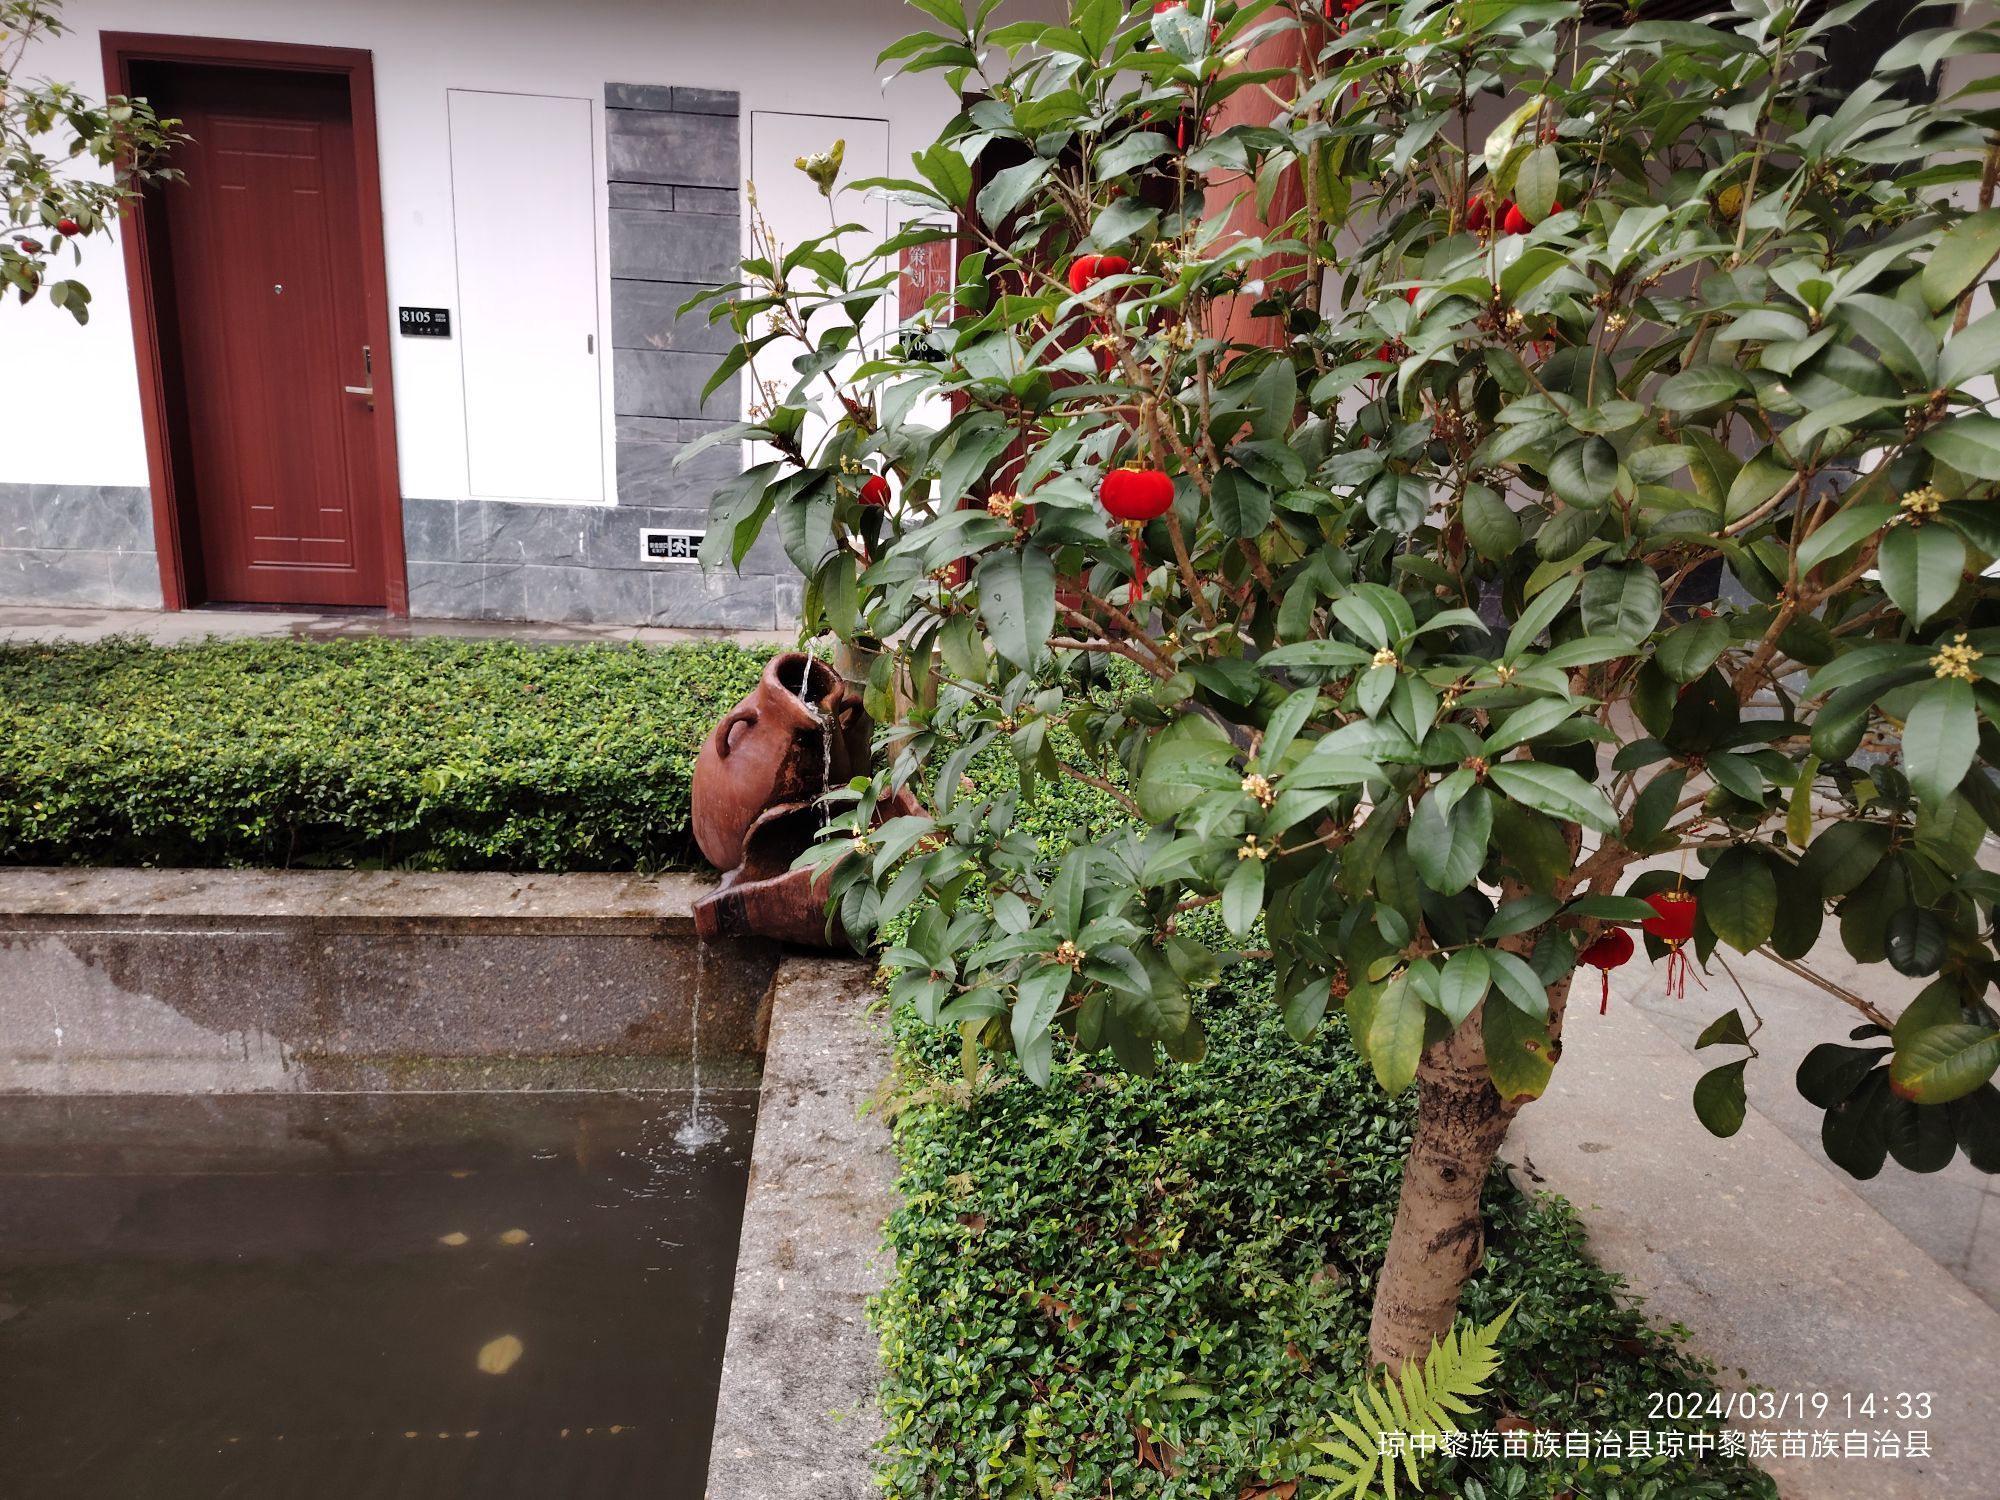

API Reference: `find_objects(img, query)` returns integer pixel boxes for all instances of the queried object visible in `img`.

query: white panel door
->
[748,113,891,466]
[449,89,604,503]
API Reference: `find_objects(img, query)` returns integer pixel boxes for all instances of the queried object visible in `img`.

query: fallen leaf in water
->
[437,1232,468,1248]
[476,1335,524,1375]
[497,1229,530,1246]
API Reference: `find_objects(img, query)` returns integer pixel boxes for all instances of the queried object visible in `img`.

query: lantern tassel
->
[1127,521,1146,607]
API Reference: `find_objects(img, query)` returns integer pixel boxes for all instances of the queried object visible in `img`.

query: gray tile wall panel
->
[612,348,739,421]
[606,110,738,190]
[671,87,740,117]
[609,209,739,285]
[611,280,737,355]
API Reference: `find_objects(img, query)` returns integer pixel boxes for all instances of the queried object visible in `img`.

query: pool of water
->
[0,1086,756,1498]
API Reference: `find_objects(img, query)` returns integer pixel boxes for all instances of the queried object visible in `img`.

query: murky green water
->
[0,1088,756,1498]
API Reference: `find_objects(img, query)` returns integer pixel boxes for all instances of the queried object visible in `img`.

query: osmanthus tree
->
[2,0,179,320]
[692,0,2000,1368]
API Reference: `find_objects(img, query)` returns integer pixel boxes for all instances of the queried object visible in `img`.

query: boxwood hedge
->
[0,636,769,871]
[876,970,1774,1500]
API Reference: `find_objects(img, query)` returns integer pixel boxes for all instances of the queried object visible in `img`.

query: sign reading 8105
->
[398,307,452,338]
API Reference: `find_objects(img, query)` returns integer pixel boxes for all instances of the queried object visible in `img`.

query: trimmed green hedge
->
[0,636,769,871]
[876,971,1774,1500]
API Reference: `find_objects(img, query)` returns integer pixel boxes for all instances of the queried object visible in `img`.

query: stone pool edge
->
[704,956,897,1500]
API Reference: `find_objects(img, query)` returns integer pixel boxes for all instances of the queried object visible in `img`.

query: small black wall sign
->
[398,306,452,338]
[642,528,703,561]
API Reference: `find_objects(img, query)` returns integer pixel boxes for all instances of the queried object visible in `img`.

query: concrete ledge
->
[0,868,778,1092]
[705,958,897,1499]
[1506,990,2000,1500]
[0,867,717,928]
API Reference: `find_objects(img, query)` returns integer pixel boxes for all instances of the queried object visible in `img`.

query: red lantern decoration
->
[1467,197,1497,232]
[857,474,891,507]
[1641,888,1701,998]
[1067,253,1132,294]
[1577,927,1634,1014]
[1100,465,1176,606]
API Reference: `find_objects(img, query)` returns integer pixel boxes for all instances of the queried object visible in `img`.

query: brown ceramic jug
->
[691,652,867,873]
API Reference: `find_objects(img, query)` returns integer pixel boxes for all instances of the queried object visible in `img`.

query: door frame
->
[104,33,408,614]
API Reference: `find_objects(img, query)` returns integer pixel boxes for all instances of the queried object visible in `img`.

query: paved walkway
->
[1507,942,2000,1500]
[0,603,784,648]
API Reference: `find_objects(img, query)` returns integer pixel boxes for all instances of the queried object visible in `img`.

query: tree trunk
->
[1365,1007,1520,1370]
[1366,972,1578,1371]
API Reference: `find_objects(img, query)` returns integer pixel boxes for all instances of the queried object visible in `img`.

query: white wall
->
[0,0,995,499]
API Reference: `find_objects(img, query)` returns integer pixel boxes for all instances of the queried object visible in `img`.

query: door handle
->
[343,385,374,396]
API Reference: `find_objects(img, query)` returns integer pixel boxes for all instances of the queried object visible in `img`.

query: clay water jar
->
[691,652,867,873]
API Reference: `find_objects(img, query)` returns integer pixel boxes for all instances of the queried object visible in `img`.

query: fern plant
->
[1306,1302,1516,1499]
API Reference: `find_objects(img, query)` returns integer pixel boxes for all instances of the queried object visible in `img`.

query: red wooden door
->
[153,65,389,608]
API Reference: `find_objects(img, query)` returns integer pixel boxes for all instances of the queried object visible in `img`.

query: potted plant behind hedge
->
[689,0,2000,1370]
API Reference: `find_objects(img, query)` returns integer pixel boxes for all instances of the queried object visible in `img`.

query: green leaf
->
[1368,969,1427,1094]
[1222,855,1266,937]
[1921,414,2000,481]
[1800,820,1890,898]
[1437,948,1491,1026]
[1798,1042,1886,1108]
[1922,207,2000,314]
[1797,502,1895,574]
[915,142,973,208]
[1579,564,1661,642]
[1211,468,1273,538]
[977,547,1056,670]
[1938,307,2000,391]
[1548,437,1623,509]
[1702,845,1777,952]
[1877,522,1966,628]
[975,158,1050,226]
[1012,961,1070,1074]
[1724,449,1792,524]
[1884,1092,1957,1173]
[1408,787,1492,896]
[1483,696,1583,755]
[1822,1069,1892,1179]
[1696,1008,1751,1048]
[1483,992,1555,1103]
[1837,293,1938,386]
[1261,686,1320,768]
[1692,1060,1749,1137]
[1952,1085,2000,1172]
[1890,1024,2000,1106]
[1655,616,1730,683]
[1487,760,1617,834]
[1462,484,1522,560]
[1486,948,1550,1018]
[1484,894,1563,938]
[1903,676,1978,806]
[1656,365,1749,412]
[1885,905,1948,978]
[1514,142,1560,222]
[1136,715,1235,823]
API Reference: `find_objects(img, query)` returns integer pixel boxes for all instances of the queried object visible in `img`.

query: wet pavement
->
[0,1086,756,1498]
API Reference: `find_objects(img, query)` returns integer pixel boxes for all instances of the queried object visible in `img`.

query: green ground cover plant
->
[0,636,769,871]
[877,963,1772,1500]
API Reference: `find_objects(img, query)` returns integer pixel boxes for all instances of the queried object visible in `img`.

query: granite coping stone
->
[704,957,897,1499]
[0,866,718,928]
